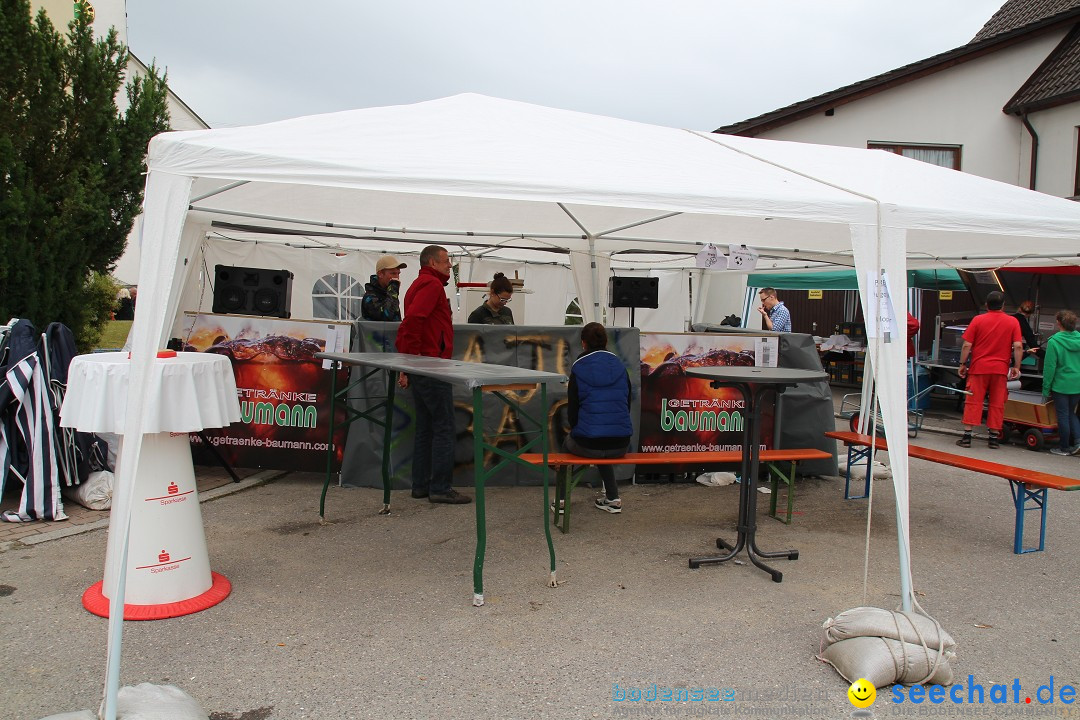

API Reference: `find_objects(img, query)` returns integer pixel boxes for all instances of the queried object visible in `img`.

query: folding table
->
[316,351,566,606]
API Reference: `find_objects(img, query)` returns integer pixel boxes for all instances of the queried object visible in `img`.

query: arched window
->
[564,297,583,325]
[312,273,363,321]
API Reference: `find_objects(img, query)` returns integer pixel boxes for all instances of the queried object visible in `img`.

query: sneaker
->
[988,433,1000,449]
[549,499,565,513]
[428,489,472,504]
[955,435,971,448]
[1050,447,1071,456]
[411,489,429,499]
[1071,445,1080,456]
[594,497,622,514]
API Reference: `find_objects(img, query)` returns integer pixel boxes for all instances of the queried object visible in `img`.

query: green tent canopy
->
[747,269,965,291]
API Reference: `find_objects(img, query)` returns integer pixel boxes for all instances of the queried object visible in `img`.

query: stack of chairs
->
[0,319,106,522]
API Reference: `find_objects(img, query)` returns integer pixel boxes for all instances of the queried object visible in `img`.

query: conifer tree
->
[0,0,170,347]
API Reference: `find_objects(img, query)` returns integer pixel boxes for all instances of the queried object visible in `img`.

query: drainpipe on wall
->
[1021,113,1039,191]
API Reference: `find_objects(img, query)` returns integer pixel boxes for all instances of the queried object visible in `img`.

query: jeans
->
[564,435,629,501]
[410,374,456,496]
[1051,392,1080,450]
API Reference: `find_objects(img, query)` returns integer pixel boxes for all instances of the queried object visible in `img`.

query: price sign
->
[727,244,759,271]
[865,271,899,341]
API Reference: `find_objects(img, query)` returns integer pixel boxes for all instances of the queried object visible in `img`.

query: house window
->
[868,142,960,170]
[312,273,363,321]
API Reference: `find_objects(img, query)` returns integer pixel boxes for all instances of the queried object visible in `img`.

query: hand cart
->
[1001,390,1058,451]
[840,382,970,439]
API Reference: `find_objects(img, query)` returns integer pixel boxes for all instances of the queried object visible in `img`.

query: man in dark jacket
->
[361,255,406,321]
[1012,300,1042,361]
[395,245,470,504]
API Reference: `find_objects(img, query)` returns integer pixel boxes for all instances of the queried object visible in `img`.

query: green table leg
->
[472,387,487,606]
[470,383,557,605]
[379,372,397,515]
[767,461,796,524]
[540,384,556,588]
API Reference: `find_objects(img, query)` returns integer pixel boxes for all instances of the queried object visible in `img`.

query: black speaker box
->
[212,265,294,318]
[608,276,659,309]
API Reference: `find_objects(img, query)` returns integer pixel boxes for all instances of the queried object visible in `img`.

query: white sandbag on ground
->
[116,683,208,719]
[37,684,207,720]
[838,458,892,480]
[821,636,955,687]
[823,607,955,651]
[61,470,113,510]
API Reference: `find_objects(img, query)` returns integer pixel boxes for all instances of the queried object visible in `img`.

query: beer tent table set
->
[99,94,1080,719]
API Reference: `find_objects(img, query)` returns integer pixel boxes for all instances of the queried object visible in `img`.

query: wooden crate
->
[1004,391,1057,427]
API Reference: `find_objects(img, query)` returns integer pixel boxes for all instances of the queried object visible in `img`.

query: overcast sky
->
[125,1,1007,131]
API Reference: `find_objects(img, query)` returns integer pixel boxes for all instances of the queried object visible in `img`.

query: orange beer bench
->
[826,431,1080,554]
[520,448,832,533]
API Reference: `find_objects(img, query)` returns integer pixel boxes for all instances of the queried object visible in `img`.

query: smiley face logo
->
[847,678,876,708]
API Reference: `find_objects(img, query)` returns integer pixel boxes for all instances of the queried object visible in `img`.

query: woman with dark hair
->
[566,322,633,513]
[1042,309,1080,456]
[467,273,515,325]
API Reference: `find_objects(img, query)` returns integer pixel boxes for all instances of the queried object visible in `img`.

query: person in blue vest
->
[566,322,633,513]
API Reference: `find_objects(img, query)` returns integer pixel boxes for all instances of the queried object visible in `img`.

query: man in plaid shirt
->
[757,287,791,333]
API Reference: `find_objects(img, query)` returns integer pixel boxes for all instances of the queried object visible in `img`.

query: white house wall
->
[756,32,1067,189]
[1026,103,1080,197]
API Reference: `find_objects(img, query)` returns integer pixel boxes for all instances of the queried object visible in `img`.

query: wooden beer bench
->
[521,448,832,533]
[826,430,1080,554]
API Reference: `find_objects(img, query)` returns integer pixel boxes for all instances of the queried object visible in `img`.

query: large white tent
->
[109,94,1080,717]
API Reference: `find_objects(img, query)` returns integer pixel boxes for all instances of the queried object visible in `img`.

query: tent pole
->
[589,238,600,324]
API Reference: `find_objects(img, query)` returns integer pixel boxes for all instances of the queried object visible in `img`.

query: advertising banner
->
[339,322,641,488]
[639,332,775,459]
[181,313,352,471]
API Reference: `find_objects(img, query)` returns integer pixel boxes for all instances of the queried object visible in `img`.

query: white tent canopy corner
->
[112,93,1080,718]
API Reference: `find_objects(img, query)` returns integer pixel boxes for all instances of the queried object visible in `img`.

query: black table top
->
[685,366,828,385]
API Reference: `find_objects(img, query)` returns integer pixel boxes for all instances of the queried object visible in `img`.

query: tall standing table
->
[316,351,566,606]
[60,351,241,618]
[684,366,828,583]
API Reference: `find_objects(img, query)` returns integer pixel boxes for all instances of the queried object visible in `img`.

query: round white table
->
[61,351,241,619]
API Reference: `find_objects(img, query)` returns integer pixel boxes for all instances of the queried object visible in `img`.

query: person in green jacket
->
[1042,309,1080,456]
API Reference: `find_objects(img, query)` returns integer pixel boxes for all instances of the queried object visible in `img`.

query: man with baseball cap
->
[361,255,407,321]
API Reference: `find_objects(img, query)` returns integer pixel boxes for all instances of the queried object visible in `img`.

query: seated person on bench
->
[566,322,633,514]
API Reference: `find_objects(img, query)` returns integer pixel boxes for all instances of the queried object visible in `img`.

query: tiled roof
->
[1005,25,1080,112]
[718,1,1080,135]
[973,0,1080,42]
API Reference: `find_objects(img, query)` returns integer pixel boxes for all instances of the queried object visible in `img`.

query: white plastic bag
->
[695,471,737,487]
[61,470,113,510]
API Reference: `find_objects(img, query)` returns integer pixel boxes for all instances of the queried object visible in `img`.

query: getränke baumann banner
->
[181,313,351,471]
[638,333,777,455]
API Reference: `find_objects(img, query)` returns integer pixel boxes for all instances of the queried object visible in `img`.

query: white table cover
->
[60,352,240,434]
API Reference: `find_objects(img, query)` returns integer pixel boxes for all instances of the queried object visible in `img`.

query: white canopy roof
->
[103,94,1080,717]
[147,93,1080,269]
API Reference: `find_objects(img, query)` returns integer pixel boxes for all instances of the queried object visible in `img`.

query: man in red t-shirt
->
[956,291,1022,449]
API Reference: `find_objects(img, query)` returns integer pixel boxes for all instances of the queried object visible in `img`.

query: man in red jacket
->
[956,291,1023,449]
[395,245,471,504]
